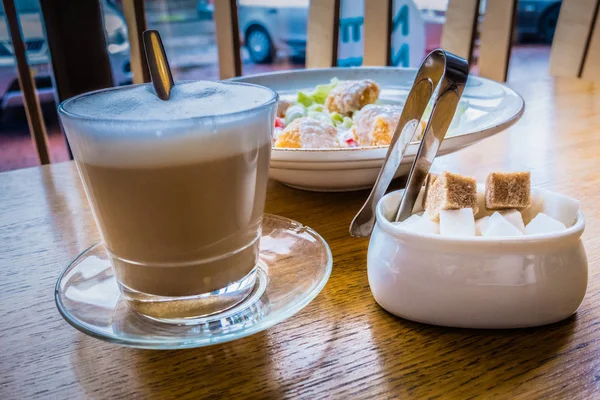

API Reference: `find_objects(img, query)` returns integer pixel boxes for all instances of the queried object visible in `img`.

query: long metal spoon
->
[349,49,469,237]
[143,30,174,100]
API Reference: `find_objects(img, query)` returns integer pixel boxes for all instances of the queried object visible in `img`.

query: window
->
[0,0,69,171]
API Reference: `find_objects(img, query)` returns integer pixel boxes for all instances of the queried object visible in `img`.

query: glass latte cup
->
[59,81,278,323]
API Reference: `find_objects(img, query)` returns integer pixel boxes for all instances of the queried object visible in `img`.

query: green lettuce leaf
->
[312,78,340,104]
[297,91,314,107]
[330,112,344,126]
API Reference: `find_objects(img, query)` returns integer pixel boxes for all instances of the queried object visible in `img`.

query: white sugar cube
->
[500,209,526,233]
[525,213,566,235]
[541,192,580,227]
[394,214,440,234]
[482,212,524,237]
[396,214,421,228]
[415,218,440,234]
[521,192,544,225]
[411,216,440,234]
[439,208,475,237]
[475,216,490,236]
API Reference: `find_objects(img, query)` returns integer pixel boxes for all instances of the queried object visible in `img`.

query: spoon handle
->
[349,49,469,237]
[143,30,174,101]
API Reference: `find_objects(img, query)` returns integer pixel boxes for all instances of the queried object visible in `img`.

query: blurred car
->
[238,0,307,64]
[0,0,131,111]
[516,0,561,43]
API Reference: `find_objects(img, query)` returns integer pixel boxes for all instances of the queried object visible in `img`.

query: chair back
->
[549,0,600,80]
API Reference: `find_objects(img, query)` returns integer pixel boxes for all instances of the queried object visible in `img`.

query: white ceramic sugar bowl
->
[368,190,588,329]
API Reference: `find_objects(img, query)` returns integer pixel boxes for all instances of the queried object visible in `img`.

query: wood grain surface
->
[1,77,600,399]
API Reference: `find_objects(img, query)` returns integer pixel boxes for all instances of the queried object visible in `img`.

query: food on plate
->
[277,100,293,118]
[274,117,340,149]
[394,170,579,237]
[273,78,467,149]
[351,104,403,146]
[324,79,380,115]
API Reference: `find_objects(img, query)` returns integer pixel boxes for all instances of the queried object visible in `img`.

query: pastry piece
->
[351,104,403,146]
[274,117,338,148]
[425,171,478,222]
[277,100,293,118]
[485,172,531,210]
[325,80,380,115]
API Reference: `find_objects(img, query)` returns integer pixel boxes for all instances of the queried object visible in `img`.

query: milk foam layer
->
[65,81,275,121]
[60,81,277,167]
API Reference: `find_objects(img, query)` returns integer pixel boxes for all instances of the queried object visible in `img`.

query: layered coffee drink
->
[59,81,278,320]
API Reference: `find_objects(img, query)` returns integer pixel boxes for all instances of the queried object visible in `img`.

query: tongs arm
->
[349,49,469,237]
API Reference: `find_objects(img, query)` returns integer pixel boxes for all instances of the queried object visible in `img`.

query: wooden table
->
[1,77,600,399]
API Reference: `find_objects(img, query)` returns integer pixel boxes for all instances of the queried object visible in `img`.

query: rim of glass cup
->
[58,80,279,124]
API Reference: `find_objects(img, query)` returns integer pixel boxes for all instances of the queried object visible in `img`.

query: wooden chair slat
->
[40,0,115,160]
[581,6,600,81]
[441,0,481,64]
[123,0,150,84]
[478,0,518,82]
[306,0,340,68]
[363,0,392,66]
[3,0,50,164]
[550,0,599,78]
[214,0,242,79]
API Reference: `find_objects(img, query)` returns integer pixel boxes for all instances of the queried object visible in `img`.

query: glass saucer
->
[55,214,332,349]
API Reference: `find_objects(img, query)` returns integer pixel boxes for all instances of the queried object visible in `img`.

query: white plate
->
[233,67,524,192]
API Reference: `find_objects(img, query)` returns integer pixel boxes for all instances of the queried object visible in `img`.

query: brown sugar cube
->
[422,173,439,209]
[485,172,531,210]
[425,171,478,222]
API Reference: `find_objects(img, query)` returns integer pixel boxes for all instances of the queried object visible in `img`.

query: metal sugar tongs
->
[350,49,469,237]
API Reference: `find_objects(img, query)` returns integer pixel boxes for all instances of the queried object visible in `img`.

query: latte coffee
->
[59,81,278,320]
